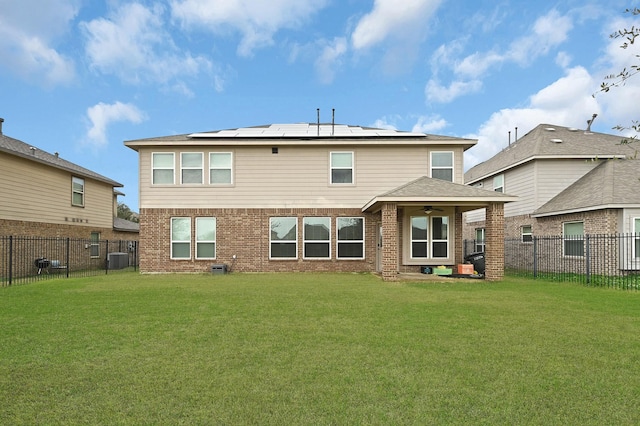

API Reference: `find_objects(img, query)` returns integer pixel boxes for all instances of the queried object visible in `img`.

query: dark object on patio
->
[34,257,50,274]
[50,259,67,273]
[464,252,485,275]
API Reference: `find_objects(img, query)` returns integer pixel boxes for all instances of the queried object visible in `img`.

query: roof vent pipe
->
[586,113,598,132]
[515,126,518,143]
[0,117,4,134]
[317,108,320,136]
[332,108,335,136]
[508,130,511,146]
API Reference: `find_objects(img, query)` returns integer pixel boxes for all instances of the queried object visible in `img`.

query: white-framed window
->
[152,153,175,185]
[209,152,233,184]
[337,217,364,259]
[563,221,584,257]
[410,216,429,259]
[475,228,486,252]
[171,217,191,259]
[303,217,331,259]
[521,225,533,243]
[72,177,85,207]
[270,217,297,259]
[196,217,216,259]
[181,152,203,184]
[432,216,449,258]
[330,152,354,184]
[90,231,100,258]
[493,174,504,193]
[431,151,454,182]
[634,218,640,259]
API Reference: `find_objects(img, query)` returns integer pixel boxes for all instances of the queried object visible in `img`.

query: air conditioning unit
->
[108,252,128,270]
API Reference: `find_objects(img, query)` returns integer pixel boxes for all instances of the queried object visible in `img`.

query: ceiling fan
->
[423,206,444,214]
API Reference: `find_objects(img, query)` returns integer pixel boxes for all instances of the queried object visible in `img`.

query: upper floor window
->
[303,217,331,259]
[210,152,233,185]
[493,174,504,193]
[71,177,84,207]
[563,221,584,257]
[152,153,175,185]
[171,217,191,259]
[270,217,297,259]
[337,217,364,259]
[196,217,216,259]
[521,225,533,243]
[330,152,354,184]
[431,152,453,182]
[181,153,203,184]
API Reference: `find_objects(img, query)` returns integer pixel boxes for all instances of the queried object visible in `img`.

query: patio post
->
[381,202,398,281]
[485,202,505,281]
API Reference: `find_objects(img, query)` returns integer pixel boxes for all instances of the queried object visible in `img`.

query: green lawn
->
[1,273,639,425]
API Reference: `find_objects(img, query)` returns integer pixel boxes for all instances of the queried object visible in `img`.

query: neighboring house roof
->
[0,133,122,187]
[532,158,640,217]
[113,217,140,233]
[465,124,638,184]
[363,176,518,213]
[125,123,478,149]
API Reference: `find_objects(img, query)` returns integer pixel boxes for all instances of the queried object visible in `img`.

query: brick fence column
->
[381,202,398,281]
[455,209,463,264]
[485,202,505,281]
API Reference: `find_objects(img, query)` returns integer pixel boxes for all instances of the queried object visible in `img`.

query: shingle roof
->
[362,176,518,212]
[0,133,122,187]
[532,158,640,216]
[113,217,140,232]
[465,124,638,183]
[125,123,477,149]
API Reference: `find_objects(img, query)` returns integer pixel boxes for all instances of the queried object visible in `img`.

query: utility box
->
[210,264,228,274]
[108,252,128,270]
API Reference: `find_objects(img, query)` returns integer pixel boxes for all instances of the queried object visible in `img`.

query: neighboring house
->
[0,118,139,241]
[125,123,516,281]
[463,122,640,270]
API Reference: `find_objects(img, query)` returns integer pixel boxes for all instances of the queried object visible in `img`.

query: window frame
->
[563,221,584,257]
[521,225,533,243]
[633,217,640,260]
[181,152,204,185]
[90,231,100,258]
[152,152,175,185]
[303,217,331,259]
[195,217,216,260]
[431,216,449,259]
[330,151,354,185]
[410,216,429,259]
[171,217,192,260]
[430,151,454,182]
[493,174,504,193]
[71,176,85,207]
[475,228,486,252]
[270,217,298,259]
[209,152,233,185]
[336,217,365,259]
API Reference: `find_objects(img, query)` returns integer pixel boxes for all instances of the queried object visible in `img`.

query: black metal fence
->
[1,236,138,286]
[465,233,640,290]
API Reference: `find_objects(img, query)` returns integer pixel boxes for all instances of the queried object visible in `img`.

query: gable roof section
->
[532,158,640,217]
[125,123,477,149]
[465,124,637,184]
[362,176,518,213]
[0,134,122,187]
[113,217,140,233]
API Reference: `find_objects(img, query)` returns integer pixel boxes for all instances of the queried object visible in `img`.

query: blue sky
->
[1,0,639,211]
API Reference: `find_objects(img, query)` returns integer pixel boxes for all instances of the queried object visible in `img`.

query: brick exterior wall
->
[0,218,137,241]
[381,203,398,281]
[140,208,379,274]
[485,203,505,281]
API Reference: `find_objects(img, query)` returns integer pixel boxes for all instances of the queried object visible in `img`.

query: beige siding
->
[534,159,599,209]
[0,153,114,229]
[139,145,467,209]
[503,162,535,217]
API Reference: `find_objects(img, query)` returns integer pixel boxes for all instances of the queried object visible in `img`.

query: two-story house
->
[463,122,640,270]
[0,118,138,241]
[125,123,516,281]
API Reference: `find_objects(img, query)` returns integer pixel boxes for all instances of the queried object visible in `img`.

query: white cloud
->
[81,3,213,88]
[465,66,600,169]
[425,79,483,103]
[351,0,441,50]
[315,38,348,85]
[0,0,78,86]
[170,0,328,57]
[85,102,146,147]
[412,115,448,133]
